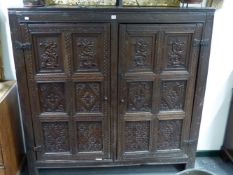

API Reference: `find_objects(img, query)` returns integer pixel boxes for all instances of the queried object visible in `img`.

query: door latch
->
[32,145,42,152]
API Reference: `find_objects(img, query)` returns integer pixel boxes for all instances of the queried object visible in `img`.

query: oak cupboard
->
[8,7,215,175]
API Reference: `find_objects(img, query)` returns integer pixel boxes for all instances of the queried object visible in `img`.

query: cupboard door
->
[21,23,111,161]
[118,24,202,160]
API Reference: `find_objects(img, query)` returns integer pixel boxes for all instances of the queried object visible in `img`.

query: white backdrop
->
[197,0,233,150]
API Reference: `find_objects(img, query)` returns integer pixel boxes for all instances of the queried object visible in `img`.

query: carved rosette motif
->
[76,83,101,113]
[77,121,103,152]
[42,122,70,152]
[128,82,152,112]
[160,81,186,111]
[125,121,150,152]
[130,37,152,71]
[76,37,98,70]
[39,83,65,112]
[167,37,187,69]
[37,37,62,72]
[157,120,182,150]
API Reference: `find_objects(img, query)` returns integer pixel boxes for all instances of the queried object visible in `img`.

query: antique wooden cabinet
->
[8,7,215,175]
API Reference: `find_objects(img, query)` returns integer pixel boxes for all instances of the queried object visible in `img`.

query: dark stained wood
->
[185,12,215,168]
[8,7,215,175]
[19,23,111,161]
[0,81,24,175]
[8,14,38,175]
[222,90,233,162]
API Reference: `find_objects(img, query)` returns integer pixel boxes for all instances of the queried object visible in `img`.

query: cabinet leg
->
[26,156,39,175]
[185,159,195,169]
[27,165,39,175]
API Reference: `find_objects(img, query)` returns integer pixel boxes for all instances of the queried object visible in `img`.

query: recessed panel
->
[77,121,103,152]
[42,122,70,153]
[75,82,101,113]
[124,121,150,152]
[38,83,66,113]
[162,35,190,71]
[73,35,101,72]
[33,34,64,73]
[127,36,154,72]
[160,80,187,111]
[157,120,182,150]
[127,81,153,112]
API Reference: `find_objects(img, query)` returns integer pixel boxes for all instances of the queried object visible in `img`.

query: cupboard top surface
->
[8,7,215,24]
[8,7,215,12]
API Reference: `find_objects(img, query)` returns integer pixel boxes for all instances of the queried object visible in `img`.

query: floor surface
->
[22,157,233,175]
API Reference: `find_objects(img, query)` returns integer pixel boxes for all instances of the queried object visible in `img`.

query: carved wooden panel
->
[127,82,152,112]
[34,35,63,73]
[157,120,182,150]
[75,82,101,113]
[124,121,150,152]
[77,121,103,152]
[73,36,100,72]
[128,37,153,72]
[163,35,190,71]
[42,122,70,152]
[38,83,65,113]
[160,80,186,111]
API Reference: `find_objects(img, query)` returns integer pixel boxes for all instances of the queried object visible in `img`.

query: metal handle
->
[104,96,108,101]
[121,99,125,103]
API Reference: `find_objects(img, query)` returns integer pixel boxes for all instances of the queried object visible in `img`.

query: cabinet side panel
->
[186,12,215,168]
[8,13,37,175]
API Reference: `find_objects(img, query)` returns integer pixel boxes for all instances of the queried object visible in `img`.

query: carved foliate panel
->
[38,83,66,113]
[157,120,182,150]
[77,121,103,152]
[124,121,150,152]
[42,122,70,152]
[160,80,186,111]
[34,35,63,73]
[127,82,152,112]
[73,36,100,72]
[163,35,189,71]
[128,37,153,72]
[75,82,101,113]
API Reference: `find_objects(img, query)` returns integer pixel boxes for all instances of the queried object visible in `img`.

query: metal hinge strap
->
[193,39,210,47]
[15,41,32,50]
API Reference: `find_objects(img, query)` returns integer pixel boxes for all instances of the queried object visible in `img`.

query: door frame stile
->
[110,20,118,162]
[8,14,38,175]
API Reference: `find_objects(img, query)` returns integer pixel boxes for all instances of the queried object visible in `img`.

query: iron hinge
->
[32,145,42,152]
[15,41,32,50]
[184,139,197,145]
[193,39,210,47]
